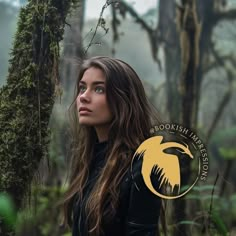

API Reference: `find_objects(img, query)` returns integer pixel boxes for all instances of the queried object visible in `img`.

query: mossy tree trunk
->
[0,0,79,235]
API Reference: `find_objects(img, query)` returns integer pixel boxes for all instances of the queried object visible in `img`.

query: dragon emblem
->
[131,136,200,199]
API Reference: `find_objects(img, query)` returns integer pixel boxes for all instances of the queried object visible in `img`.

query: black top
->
[72,141,161,236]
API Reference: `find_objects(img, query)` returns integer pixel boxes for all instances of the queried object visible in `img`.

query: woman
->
[62,56,164,235]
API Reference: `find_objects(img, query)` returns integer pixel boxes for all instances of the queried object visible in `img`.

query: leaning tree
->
[0,0,80,234]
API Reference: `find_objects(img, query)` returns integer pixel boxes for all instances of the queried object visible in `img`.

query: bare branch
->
[111,2,120,43]
[114,0,162,69]
[206,73,233,144]
[203,55,236,74]
[84,0,118,55]
[214,8,236,22]
[205,46,235,144]
[118,0,153,34]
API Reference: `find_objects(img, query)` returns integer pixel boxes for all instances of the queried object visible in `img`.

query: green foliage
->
[15,185,69,236]
[210,210,228,236]
[210,126,236,146]
[179,184,232,235]
[177,220,201,227]
[219,147,236,160]
[0,192,16,229]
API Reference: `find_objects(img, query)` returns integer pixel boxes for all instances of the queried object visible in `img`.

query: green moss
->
[0,0,79,234]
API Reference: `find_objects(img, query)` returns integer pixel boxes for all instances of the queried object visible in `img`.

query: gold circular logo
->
[131,124,209,199]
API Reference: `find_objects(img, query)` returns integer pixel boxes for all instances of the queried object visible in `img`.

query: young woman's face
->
[76,67,113,127]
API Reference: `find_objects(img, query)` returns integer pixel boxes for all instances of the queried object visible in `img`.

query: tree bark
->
[0,0,79,235]
[46,0,86,187]
[173,1,201,234]
[60,0,85,103]
[158,0,182,123]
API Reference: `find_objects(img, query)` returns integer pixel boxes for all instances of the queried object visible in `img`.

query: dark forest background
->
[0,0,236,235]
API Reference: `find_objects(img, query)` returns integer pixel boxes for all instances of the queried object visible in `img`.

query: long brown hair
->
[62,56,162,235]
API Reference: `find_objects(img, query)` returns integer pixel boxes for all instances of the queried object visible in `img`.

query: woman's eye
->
[78,85,86,93]
[95,87,105,94]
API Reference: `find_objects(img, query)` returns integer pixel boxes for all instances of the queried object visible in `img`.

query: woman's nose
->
[79,89,91,103]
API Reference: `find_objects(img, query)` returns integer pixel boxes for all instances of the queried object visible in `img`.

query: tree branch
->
[214,8,236,23]
[111,2,120,43]
[113,0,162,69]
[205,46,235,144]
[203,54,236,74]
[84,0,116,54]
[118,0,153,33]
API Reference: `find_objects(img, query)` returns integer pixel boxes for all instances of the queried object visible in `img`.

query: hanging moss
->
[0,0,79,234]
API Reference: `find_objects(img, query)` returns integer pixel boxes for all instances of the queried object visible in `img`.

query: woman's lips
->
[79,107,92,115]
[79,107,92,112]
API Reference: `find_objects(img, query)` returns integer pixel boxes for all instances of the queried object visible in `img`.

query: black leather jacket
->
[72,141,161,236]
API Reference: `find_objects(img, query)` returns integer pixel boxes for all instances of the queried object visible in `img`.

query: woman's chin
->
[79,118,94,126]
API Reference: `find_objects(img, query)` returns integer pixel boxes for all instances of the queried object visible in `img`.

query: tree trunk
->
[158,0,182,123]
[60,0,86,103]
[174,1,201,234]
[0,0,79,235]
[46,0,86,187]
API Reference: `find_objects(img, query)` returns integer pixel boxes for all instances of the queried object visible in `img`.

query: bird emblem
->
[131,136,199,199]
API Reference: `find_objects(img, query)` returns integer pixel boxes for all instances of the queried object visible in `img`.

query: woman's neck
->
[95,124,110,143]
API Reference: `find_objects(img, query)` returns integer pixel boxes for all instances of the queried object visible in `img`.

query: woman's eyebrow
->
[79,81,105,85]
